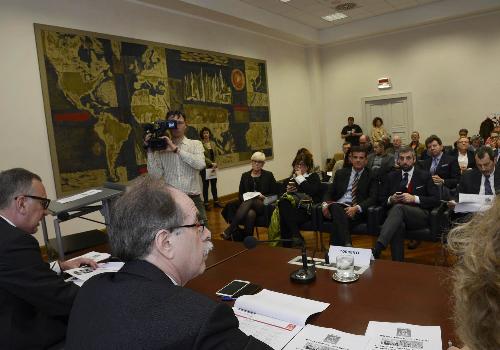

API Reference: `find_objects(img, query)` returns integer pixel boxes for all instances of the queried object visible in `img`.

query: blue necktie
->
[430,158,439,175]
[484,174,493,195]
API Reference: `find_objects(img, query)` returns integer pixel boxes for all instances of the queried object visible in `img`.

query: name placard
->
[328,246,373,267]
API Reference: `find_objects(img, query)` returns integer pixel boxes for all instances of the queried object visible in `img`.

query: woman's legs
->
[278,200,310,247]
[210,179,222,207]
[223,198,264,239]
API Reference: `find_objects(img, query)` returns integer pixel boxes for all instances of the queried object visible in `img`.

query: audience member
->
[370,117,388,143]
[0,168,96,349]
[387,135,403,167]
[278,150,321,248]
[329,142,351,181]
[199,127,221,210]
[420,134,460,200]
[145,110,207,223]
[340,116,363,146]
[372,147,440,261]
[450,136,476,173]
[322,146,377,246]
[447,198,500,350]
[367,140,394,178]
[359,134,373,154]
[221,152,277,240]
[484,126,500,146]
[409,131,426,159]
[455,146,499,195]
[66,176,272,349]
[469,135,483,152]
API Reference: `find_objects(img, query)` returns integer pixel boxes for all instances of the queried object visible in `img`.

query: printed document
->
[283,325,370,350]
[243,192,262,201]
[455,193,494,213]
[364,321,442,350]
[65,262,124,284]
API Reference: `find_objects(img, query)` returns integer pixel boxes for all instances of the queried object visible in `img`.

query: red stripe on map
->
[54,112,91,122]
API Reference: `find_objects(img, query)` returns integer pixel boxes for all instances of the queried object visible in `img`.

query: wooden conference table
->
[187,241,456,349]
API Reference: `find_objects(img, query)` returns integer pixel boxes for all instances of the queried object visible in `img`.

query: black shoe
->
[407,240,421,249]
[214,201,223,208]
[204,202,210,210]
[220,228,233,241]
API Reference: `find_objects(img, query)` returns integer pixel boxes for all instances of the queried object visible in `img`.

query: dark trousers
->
[377,204,429,261]
[328,204,362,246]
[278,200,310,248]
[228,198,264,237]
[200,170,218,203]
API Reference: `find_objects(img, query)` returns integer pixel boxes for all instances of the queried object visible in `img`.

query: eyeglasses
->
[15,195,51,209]
[168,222,205,234]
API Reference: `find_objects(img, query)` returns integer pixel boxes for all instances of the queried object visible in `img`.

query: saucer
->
[332,272,359,283]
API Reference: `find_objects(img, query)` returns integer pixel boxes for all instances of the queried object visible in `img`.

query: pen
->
[220,296,236,301]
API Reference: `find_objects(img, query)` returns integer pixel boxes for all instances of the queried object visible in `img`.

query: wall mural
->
[34,24,273,196]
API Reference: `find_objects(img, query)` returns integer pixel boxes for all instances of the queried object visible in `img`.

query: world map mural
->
[35,24,273,196]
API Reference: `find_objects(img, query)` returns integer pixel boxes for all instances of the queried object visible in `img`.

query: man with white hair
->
[66,176,271,349]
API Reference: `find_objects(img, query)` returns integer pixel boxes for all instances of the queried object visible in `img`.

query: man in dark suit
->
[458,146,499,194]
[322,146,377,246]
[373,147,440,261]
[420,134,460,199]
[367,141,394,178]
[0,168,96,349]
[66,176,272,350]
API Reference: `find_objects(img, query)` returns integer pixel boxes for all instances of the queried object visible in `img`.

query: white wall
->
[0,0,315,243]
[321,11,500,156]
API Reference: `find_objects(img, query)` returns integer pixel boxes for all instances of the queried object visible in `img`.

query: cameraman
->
[145,111,207,224]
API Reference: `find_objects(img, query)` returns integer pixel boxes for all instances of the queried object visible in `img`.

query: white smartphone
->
[215,280,250,297]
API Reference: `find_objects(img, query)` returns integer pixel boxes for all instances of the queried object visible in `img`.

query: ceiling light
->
[280,0,291,3]
[322,12,348,21]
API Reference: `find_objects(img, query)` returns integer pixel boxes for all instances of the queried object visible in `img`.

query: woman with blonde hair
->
[446,198,500,350]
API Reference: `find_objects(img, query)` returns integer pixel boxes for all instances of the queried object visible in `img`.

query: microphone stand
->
[289,239,316,284]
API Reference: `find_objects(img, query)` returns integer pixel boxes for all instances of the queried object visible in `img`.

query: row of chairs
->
[232,182,449,256]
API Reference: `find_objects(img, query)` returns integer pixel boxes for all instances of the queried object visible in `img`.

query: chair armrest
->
[367,206,385,235]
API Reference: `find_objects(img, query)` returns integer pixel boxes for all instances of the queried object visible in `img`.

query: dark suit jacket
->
[66,260,272,350]
[458,168,500,195]
[379,167,440,210]
[367,153,394,178]
[239,170,277,202]
[0,217,78,349]
[420,152,461,189]
[325,167,377,214]
[449,149,476,170]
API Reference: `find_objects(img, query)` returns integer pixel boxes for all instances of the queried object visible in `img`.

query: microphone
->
[242,236,316,284]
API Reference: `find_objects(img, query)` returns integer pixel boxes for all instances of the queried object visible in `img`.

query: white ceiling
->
[137,0,500,45]
[240,0,441,29]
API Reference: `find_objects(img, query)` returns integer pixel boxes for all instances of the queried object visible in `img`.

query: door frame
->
[361,92,414,141]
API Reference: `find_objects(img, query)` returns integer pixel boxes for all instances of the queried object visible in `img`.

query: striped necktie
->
[484,174,493,195]
[430,157,439,175]
[351,171,360,205]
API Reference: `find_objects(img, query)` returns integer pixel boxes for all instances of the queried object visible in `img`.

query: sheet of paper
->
[68,251,110,263]
[64,262,124,282]
[454,202,492,213]
[56,189,102,204]
[329,245,374,267]
[243,192,262,201]
[234,289,329,326]
[234,307,302,350]
[459,193,494,203]
[205,168,217,180]
[288,256,369,275]
[64,276,85,287]
[364,321,442,350]
[283,324,370,350]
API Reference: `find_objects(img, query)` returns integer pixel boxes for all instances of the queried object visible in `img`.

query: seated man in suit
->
[0,168,96,349]
[421,134,460,200]
[373,147,440,261]
[367,140,394,178]
[322,146,377,246]
[66,176,272,350]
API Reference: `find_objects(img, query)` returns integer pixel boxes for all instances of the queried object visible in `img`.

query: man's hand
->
[59,257,98,271]
[390,193,402,204]
[344,206,358,218]
[144,133,152,146]
[447,200,457,209]
[400,193,416,203]
[212,163,217,169]
[322,202,331,219]
[432,175,444,185]
[159,136,178,153]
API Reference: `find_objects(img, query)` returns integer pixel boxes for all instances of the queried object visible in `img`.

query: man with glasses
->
[0,168,97,349]
[145,110,208,225]
[66,176,272,349]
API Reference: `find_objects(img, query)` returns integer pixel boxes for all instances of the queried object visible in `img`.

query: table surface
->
[186,242,456,349]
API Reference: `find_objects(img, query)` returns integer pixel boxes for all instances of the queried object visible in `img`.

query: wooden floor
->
[206,204,452,267]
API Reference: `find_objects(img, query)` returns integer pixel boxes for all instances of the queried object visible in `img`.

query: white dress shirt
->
[147,137,205,195]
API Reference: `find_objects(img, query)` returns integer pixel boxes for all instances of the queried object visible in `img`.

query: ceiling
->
[240,0,442,29]
[137,0,500,45]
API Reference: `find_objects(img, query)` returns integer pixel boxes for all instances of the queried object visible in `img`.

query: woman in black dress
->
[222,152,277,239]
